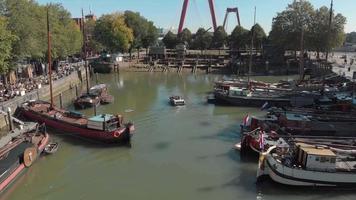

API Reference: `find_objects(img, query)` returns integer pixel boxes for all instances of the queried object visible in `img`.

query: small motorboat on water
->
[44,142,59,154]
[74,84,114,109]
[169,96,185,106]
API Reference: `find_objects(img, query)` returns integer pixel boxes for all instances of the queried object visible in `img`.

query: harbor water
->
[4,72,356,200]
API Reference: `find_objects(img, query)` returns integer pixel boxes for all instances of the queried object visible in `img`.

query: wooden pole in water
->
[47,8,54,109]
[75,85,78,98]
[93,104,97,116]
[7,107,13,131]
[59,93,63,109]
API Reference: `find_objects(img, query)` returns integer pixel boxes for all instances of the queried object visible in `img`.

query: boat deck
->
[0,142,32,179]
[29,103,88,126]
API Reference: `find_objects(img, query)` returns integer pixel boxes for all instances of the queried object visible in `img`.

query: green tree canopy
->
[346,32,356,43]
[269,0,314,52]
[191,28,212,51]
[177,28,192,46]
[48,3,83,59]
[211,26,227,49]
[0,17,17,73]
[0,0,83,62]
[308,6,346,54]
[94,12,134,53]
[162,31,177,49]
[269,0,346,57]
[142,21,158,49]
[85,18,104,54]
[250,23,266,49]
[229,25,249,50]
[124,11,158,51]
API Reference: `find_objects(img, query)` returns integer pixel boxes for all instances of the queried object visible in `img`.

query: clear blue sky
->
[37,0,356,33]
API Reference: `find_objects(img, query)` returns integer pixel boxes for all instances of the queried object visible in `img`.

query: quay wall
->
[0,66,87,130]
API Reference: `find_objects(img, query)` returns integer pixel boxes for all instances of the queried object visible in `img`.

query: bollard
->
[75,85,79,98]
[59,93,63,109]
[7,107,13,131]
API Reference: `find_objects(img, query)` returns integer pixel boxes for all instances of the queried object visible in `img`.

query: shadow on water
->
[153,141,171,150]
[47,129,132,149]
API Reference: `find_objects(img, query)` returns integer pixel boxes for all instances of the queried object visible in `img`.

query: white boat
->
[169,96,185,106]
[257,143,356,187]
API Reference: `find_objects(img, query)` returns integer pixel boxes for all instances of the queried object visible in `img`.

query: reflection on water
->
[3,73,356,200]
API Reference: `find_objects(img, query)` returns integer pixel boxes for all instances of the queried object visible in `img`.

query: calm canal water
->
[4,73,356,200]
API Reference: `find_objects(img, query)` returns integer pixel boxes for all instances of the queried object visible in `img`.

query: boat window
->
[330,158,336,163]
[320,157,326,163]
[315,157,319,161]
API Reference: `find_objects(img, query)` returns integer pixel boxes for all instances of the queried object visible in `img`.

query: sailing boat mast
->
[82,9,90,94]
[47,8,54,109]
[248,6,256,84]
[325,0,333,62]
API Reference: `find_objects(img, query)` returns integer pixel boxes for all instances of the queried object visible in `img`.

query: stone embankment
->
[0,65,87,130]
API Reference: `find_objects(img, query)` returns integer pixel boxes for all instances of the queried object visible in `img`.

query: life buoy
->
[113,131,120,138]
[24,147,38,168]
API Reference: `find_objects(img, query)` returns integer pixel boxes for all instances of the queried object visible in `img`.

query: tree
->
[177,28,192,46]
[0,17,17,74]
[229,25,249,50]
[48,3,83,59]
[124,11,158,58]
[4,0,46,60]
[309,6,346,56]
[142,21,158,53]
[211,26,227,49]
[162,31,177,49]
[94,12,134,53]
[1,0,83,62]
[250,23,266,50]
[269,0,314,55]
[191,28,212,52]
[85,19,103,55]
[346,32,356,43]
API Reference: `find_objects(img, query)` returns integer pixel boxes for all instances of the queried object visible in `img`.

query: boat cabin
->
[296,143,336,172]
[87,114,122,131]
[228,87,249,97]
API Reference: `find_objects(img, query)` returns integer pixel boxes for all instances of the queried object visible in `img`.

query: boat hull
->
[0,133,49,192]
[258,154,356,187]
[214,93,291,107]
[19,108,132,144]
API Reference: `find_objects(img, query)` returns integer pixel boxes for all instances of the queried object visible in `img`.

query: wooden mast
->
[82,9,90,94]
[325,0,333,62]
[47,8,54,109]
[248,6,256,85]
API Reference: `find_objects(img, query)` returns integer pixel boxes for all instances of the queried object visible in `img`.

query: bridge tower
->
[178,0,217,34]
[222,7,241,31]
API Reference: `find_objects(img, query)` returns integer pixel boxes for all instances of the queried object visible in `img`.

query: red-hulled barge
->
[17,100,134,143]
[0,122,49,192]
[16,10,134,144]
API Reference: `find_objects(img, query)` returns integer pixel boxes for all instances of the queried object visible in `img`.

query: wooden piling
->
[93,104,97,116]
[7,107,13,131]
[59,93,63,109]
[75,85,79,98]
